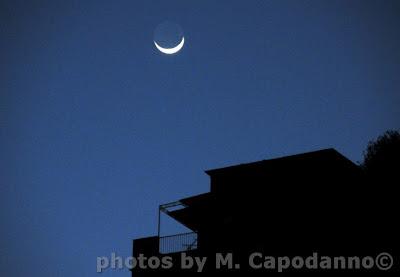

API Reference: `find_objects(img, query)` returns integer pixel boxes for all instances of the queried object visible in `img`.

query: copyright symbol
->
[376,252,393,271]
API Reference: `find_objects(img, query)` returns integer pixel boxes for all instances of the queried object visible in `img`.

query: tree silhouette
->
[361,130,399,250]
[362,129,400,179]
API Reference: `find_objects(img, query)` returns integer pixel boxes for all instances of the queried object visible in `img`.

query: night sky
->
[1,0,399,276]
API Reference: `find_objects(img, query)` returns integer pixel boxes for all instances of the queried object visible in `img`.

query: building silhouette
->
[131,148,397,275]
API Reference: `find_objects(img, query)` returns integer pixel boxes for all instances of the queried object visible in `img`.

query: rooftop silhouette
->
[132,148,398,275]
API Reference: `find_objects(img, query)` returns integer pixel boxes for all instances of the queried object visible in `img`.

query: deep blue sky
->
[1,0,399,276]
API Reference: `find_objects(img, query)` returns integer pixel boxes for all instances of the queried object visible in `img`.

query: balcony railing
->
[159,232,197,254]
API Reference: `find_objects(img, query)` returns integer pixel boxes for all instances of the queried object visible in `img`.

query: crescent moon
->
[154,37,185,54]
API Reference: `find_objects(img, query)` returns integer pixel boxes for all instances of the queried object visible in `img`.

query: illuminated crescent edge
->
[154,37,185,54]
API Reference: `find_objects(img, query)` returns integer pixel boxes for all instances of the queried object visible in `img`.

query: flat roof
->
[204,148,358,175]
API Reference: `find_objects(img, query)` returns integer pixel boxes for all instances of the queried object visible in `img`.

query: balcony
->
[133,196,210,257]
[132,231,198,257]
[159,231,198,254]
[157,200,198,254]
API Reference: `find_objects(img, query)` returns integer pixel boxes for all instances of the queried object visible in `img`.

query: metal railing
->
[159,232,198,254]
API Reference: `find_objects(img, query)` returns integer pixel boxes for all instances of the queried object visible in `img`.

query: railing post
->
[157,205,161,238]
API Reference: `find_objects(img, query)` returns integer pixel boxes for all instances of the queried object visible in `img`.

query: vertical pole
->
[157,205,161,238]
[158,205,161,253]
